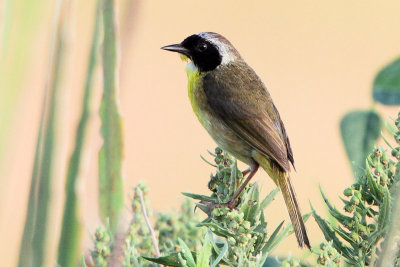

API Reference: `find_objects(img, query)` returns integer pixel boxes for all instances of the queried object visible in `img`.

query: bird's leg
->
[225,163,259,208]
[242,168,251,177]
[203,162,259,210]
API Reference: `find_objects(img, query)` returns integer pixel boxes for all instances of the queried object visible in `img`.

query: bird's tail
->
[276,171,310,249]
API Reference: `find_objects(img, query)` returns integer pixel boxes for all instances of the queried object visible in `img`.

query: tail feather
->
[277,172,310,249]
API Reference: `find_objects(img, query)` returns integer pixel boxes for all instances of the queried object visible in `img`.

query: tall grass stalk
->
[17,93,47,267]
[18,0,68,266]
[98,0,124,231]
[56,1,102,266]
[0,0,47,175]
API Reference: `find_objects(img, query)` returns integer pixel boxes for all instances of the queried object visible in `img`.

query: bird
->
[161,32,310,249]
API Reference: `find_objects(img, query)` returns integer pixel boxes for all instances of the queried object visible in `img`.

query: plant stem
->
[56,0,102,266]
[137,187,161,257]
[98,0,124,231]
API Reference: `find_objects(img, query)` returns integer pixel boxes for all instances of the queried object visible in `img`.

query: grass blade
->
[20,0,69,265]
[98,0,124,230]
[17,92,46,267]
[56,1,102,266]
[196,235,212,267]
[210,241,227,267]
[0,0,48,176]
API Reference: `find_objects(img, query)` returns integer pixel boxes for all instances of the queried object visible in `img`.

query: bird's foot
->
[199,199,237,212]
[242,168,251,177]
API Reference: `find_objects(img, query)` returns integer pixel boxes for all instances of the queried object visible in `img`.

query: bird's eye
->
[197,43,207,52]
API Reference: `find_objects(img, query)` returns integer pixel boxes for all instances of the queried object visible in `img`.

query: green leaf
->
[242,184,261,222]
[179,238,196,267]
[261,220,285,257]
[98,0,124,231]
[19,1,68,265]
[209,241,234,266]
[210,242,228,267]
[196,235,212,267]
[182,192,216,202]
[229,159,238,197]
[378,187,391,231]
[199,222,234,237]
[373,57,400,105]
[311,204,356,262]
[81,254,87,267]
[340,110,382,178]
[57,1,102,266]
[143,252,195,267]
[320,188,353,224]
[260,187,279,210]
[263,213,311,259]
[366,166,383,204]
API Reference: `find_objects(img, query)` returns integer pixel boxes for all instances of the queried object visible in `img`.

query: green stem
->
[98,0,124,231]
[56,1,102,266]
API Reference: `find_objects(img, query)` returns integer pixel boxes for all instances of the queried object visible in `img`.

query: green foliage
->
[313,112,400,266]
[122,184,159,266]
[18,1,68,266]
[340,55,400,179]
[146,148,308,267]
[98,0,124,231]
[340,110,382,178]
[57,1,102,266]
[87,183,204,266]
[155,199,205,253]
[373,57,400,105]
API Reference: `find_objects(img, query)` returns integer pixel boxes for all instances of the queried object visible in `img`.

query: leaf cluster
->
[313,112,400,266]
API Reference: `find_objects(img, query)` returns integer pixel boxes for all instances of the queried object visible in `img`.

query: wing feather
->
[203,62,293,171]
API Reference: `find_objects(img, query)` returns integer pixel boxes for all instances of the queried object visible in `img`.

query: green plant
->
[340,55,400,179]
[18,0,70,265]
[313,112,400,266]
[314,241,341,267]
[98,0,125,231]
[86,183,204,267]
[144,148,309,267]
[56,0,102,265]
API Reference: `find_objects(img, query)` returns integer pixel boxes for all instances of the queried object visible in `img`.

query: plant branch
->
[137,187,161,258]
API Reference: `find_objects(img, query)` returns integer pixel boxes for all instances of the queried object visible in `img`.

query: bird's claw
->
[198,199,237,215]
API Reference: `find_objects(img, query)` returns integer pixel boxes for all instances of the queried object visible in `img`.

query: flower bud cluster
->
[208,147,244,203]
[155,199,204,253]
[280,257,301,267]
[91,227,112,266]
[316,241,341,266]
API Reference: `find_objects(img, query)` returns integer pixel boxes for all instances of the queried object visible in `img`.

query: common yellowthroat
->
[162,32,310,248]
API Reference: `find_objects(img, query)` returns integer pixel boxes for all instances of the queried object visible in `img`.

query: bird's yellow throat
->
[181,56,202,119]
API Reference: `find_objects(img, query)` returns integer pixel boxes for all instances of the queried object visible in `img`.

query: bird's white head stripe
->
[197,32,237,65]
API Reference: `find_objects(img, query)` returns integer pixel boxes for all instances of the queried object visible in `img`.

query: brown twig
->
[137,187,161,257]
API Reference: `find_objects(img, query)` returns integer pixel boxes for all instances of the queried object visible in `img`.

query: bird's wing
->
[202,62,293,172]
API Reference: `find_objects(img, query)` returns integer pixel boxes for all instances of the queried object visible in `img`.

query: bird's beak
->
[161,43,191,57]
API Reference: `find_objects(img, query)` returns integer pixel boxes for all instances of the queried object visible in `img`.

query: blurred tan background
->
[1,0,400,266]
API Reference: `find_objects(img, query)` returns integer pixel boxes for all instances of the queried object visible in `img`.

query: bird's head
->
[161,32,241,72]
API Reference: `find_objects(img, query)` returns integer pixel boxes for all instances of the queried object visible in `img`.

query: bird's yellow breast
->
[185,62,206,123]
[183,61,254,166]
